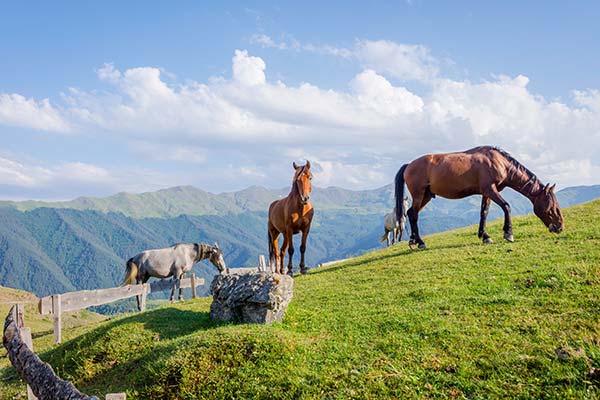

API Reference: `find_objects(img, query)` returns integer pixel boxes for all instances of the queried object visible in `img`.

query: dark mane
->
[490,146,540,186]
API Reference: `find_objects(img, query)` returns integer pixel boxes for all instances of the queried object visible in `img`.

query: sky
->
[1,1,600,200]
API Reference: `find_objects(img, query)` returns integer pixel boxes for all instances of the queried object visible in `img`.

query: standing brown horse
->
[268,161,314,275]
[395,146,564,249]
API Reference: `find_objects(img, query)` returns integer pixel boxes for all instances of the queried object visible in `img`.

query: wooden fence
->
[38,274,204,344]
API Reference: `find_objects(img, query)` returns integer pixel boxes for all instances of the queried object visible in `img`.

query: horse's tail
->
[268,230,275,267]
[379,231,389,243]
[395,164,408,226]
[121,258,138,286]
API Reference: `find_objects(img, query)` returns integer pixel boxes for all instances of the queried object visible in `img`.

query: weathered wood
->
[52,295,62,344]
[21,327,38,400]
[39,278,205,343]
[40,284,148,315]
[105,393,126,400]
[190,274,197,299]
[39,278,207,315]
[3,306,98,400]
[139,284,147,312]
[258,255,267,272]
[15,302,25,328]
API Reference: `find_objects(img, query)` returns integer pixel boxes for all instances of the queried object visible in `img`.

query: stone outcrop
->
[209,272,293,324]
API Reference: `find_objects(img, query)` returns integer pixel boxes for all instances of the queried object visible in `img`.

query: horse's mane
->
[490,146,540,188]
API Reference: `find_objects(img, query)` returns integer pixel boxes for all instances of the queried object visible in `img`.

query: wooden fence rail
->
[38,274,204,343]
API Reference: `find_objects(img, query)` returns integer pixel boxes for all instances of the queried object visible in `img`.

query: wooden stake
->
[52,294,62,344]
[191,274,197,299]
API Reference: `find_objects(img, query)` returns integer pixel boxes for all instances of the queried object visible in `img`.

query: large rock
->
[209,272,294,324]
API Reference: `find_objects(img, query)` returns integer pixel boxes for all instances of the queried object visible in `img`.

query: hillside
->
[2,184,600,219]
[1,200,598,399]
[1,184,599,302]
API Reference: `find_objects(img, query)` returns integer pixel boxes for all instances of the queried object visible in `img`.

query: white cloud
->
[1,41,600,194]
[131,141,207,164]
[355,40,439,82]
[232,50,266,86]
[0,94,70,132]
[0,155,179,200]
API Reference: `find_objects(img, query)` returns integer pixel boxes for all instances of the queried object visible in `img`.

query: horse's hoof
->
[504,233,514,242]
[418,243,427,250]
[483,237,493,244]
[300,268,308,275]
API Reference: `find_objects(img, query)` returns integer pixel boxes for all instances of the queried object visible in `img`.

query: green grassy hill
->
[1,200,600,399]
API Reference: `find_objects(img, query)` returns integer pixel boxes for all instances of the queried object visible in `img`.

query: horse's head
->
[293,160,313,205]
[533,183,564,233]
[209,243,228,274]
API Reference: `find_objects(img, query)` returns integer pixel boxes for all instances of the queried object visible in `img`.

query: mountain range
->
[1,184,599,304]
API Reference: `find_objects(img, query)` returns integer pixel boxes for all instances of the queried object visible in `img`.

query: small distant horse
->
[121,242,227,308]
[380,197,409,246]
[268,161,314,275]
[395,146,564,249]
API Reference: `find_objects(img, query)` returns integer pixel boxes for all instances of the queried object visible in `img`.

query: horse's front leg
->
[285,229,295,276]
[485,187,514,242]
[299,226,310,275]
[478,196,493,243]
[170,274,182,302]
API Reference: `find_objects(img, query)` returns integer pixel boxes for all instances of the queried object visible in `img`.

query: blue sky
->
[1,1,599,200]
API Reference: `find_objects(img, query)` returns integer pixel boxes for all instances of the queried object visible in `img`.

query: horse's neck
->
[288,180,300,197]
[196,244,210,262]
[505,169,541,201]
[287,180,302,204]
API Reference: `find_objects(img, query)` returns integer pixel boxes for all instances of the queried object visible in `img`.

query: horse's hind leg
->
[178,272,186,301]
[478,196,493,243]
[279,233,290,275]
[299,226,311,275]
[269,227,280,273]
[407,190,432,249]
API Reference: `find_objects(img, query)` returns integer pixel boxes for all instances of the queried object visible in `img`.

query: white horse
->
[121,242,227,308]
[380,197,408,246]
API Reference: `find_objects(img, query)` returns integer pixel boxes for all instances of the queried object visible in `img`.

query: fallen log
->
[3,305,98,400]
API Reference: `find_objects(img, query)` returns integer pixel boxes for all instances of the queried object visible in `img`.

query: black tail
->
[268,230,275,267]
[395,164,408,226]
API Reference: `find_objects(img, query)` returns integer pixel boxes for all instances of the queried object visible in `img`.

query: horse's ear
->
[550,183,556,193]
[293,161,299,170]
[543,183,550,193]
[214,242,219,249]
[306,160,311,169]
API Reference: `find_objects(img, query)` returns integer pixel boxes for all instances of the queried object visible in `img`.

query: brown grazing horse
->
[268,161,314,275]
[395,146,564,249]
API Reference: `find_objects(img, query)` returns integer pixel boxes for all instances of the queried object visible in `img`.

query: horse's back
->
[405,147,507,199]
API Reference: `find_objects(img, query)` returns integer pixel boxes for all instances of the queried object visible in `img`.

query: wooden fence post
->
[105,393,126,399]
[190,274,197,299]
[21,327,38,400]
[15,303,25,328]
[139,284,147,312]
[52,294,62,344]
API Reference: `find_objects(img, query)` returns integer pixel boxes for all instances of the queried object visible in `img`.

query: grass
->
[1,200,600,399]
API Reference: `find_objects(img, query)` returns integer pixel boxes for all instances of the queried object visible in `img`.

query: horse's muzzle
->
[549,223,563,233]
[300,195,310,204]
